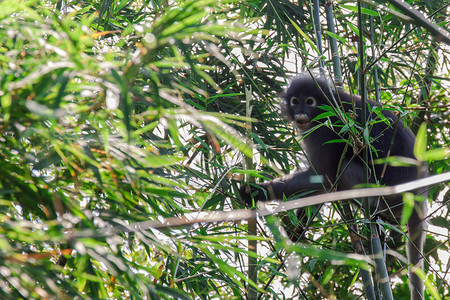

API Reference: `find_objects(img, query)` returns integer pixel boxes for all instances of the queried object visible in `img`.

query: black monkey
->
[240,74,427,300]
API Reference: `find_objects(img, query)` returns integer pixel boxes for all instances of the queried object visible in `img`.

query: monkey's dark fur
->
[240,74,427,300]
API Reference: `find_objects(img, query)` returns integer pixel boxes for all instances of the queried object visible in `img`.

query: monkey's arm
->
[239,168,327,206]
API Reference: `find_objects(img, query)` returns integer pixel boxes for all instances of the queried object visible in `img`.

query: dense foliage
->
[0,0,448,299]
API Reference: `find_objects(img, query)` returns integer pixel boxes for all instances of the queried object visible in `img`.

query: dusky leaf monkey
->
[240,73,427,300]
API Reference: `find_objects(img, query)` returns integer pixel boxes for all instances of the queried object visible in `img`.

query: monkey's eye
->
[305,97,316,106]
[290,97,300,106]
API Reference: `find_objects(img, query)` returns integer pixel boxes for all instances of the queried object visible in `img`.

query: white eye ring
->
[305,97,316,106]
[290,97,300,106]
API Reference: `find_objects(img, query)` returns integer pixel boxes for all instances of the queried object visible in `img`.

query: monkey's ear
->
[278,91,286,99]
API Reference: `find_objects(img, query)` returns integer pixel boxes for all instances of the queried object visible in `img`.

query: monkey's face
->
[286,96,318,131]
[281,75,334,132]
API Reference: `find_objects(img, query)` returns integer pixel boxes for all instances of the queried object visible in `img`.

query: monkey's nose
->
[294,114,310,130]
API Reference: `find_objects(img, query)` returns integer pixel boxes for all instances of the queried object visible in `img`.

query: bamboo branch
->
[123,172,450,232]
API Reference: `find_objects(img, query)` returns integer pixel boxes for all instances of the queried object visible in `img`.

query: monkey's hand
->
[239,183,270,207]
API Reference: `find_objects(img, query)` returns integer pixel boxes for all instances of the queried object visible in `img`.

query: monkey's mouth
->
[294,115,311,130]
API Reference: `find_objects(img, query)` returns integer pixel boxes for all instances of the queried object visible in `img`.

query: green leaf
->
[145,154,185,168]
[373,156,418,167]
[155,286,193,300]
[400,193,415,226]
[414,123,427,160]
[419,147,450,161]
[340,5,379,17]
[324,139,347,144]
[289,18,320,54]
[429,216,450,228]
[313,111,336,121]
[324,31,348,44]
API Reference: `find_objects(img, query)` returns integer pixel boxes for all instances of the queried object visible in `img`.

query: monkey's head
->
[281,74,334,132]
